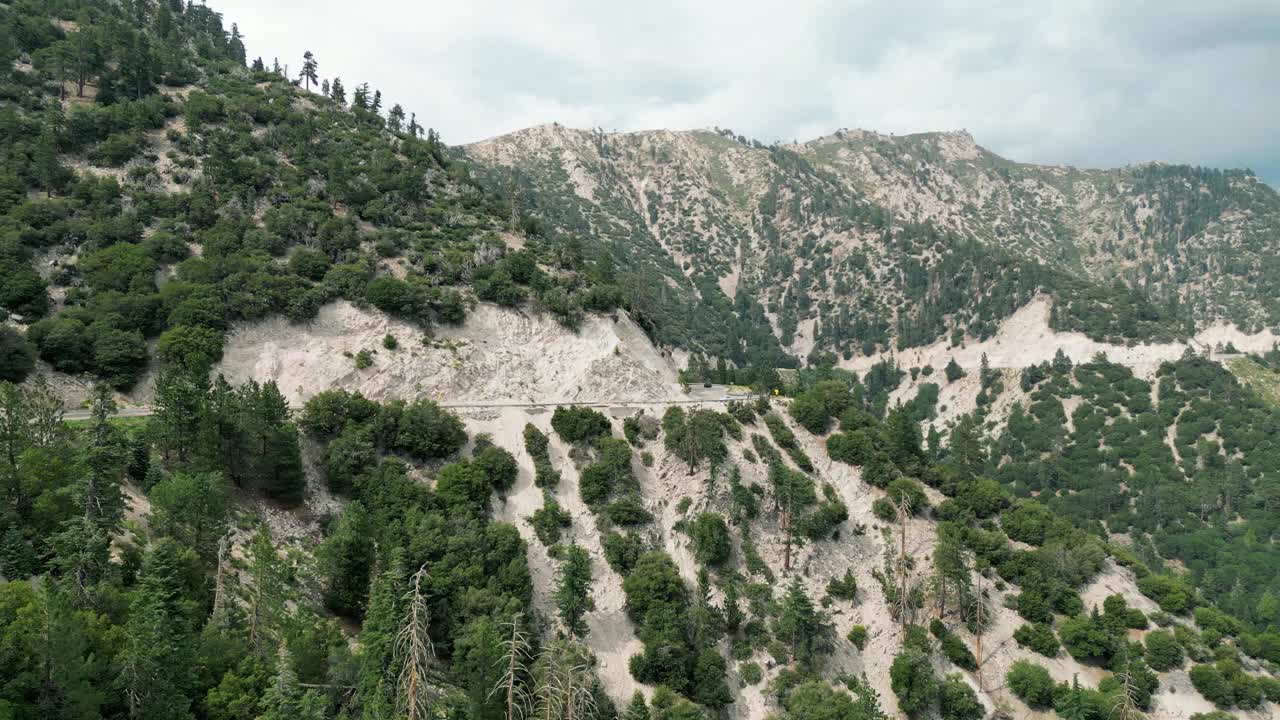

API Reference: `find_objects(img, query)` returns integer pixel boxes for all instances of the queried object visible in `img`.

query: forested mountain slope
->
[465,124,1280,367]
[1,2,1279,720]
[0,0,633,393]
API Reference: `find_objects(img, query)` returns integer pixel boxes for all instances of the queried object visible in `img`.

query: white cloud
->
[212,0,1280,183]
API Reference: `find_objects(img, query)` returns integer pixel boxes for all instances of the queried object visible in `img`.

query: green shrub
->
[354,349,373,369]
[847,625,867,650]
[90,131,143,166]
[1137,574,1194,614]
[551,405,611,444]
[530,493,572,546]
[1189,663,1233,707]
[687,512,732,566]
[579,437,633,507]
[930,619,977,670]
[886,476,928,513]
[1006,660,1055,708]
[472,438,518,491]
[382,333,398,350]
[602,531,645,575]
[604,495,652,526]
[764,413,813,472]
[826,429,875,466]
[1059,611,1116,663]
[890,648,938,718]
[737,661,762,686]
[1013,622,1060,657]
[937,674,983,720]
[391,399,467,460]
[826,570,857,600]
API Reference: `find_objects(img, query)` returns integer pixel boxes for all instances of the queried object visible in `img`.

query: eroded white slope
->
[216,301,679,406]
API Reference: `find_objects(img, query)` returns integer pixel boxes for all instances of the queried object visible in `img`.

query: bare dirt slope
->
[216,301,680,406]
[843,295,1280,376]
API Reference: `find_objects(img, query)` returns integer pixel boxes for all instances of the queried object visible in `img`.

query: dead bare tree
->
[490,613,533,720]
[534,640,597,720]
[396,565,437,720]
[1111,647,1147,720]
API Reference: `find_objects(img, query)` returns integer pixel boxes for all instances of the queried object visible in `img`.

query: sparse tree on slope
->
[299,51,318,91]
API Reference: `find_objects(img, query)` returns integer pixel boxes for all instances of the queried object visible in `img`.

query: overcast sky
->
[213,0,1280,185]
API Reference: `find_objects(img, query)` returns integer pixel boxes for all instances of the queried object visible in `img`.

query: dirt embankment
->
[216,301,680,406]
[842,295,1280,377]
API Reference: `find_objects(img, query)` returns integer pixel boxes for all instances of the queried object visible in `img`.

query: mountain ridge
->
[465,121,1280,369]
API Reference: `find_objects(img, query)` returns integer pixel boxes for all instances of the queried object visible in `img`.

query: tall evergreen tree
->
[774,578,832,668]
[151,368,208,464]
[387,103,405,132]
[116,540,199,720]
[554,544,594,637]
[246,523,286,650]
[228,23,246,64]
[299,50,318,91]
[319,501,376,617]
[330,76,346,104]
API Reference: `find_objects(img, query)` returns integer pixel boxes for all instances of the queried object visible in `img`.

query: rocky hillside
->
[465,124,1280,366]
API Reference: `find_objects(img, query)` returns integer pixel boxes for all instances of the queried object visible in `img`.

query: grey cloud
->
[216,0,1280,185]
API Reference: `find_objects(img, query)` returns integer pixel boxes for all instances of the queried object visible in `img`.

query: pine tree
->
[299,51,318,91]
[321,78,329,96]
[1057,675,1088,720]
[319,501,376,617]
[387,103,405,132]
[371,89,383,113]
[247,523,286,649]
[774,578,831,667]
[624,691,649,720]
[251,57,265,72]
[355,550,408,708]
[34,127,64,197]
[70,16,103,97]
[330,76,346,104]
[352,83,368,110]
[228,23,246,64]
[931,524,970,619]
[118,29,156,99]
[948,414,986,475]
[152,368,207,463]
[29,579,105,717]
[117,540,197,720]
[554,545,594,637]
[234,380,304,504]
[407,113,421,137]
[83,385,126,534]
